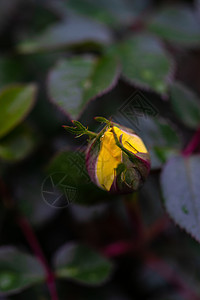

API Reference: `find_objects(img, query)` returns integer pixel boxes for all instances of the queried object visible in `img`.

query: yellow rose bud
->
[86,122,150,194]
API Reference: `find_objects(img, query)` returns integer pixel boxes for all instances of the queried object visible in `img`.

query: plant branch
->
[102,216,170,258]
[0,177,59,300]
[103,219,199,300]
[182,127,200,157]
[102,240,134,257]
[17,216,58,300]
[144,215,170,243]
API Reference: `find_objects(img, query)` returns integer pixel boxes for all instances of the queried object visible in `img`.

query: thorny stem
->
[182,127,200,157]
[0,177,59,300]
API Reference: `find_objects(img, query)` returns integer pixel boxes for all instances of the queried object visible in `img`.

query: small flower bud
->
[86,123,150,194]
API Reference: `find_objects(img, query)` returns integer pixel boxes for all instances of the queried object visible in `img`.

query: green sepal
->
[63,120,97,138]
[94,116,111,125]
[111,126,138,163]
[111,126,150,191]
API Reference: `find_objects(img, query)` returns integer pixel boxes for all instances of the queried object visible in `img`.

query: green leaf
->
[0,247,45,295]
[66,0,139,27]
[17,13,112,53]
[0,124,38,162]
[54,243,113,285]
[116,34,172,94]
[83,55,119,102]
[137,117,180,148]
[130,116,181,169]
[150,146,180,170]
[148,6,200,47]
[161,154,200,242]
[48,57,94,119]
[170,82,200,129]
[48,55,119,119]
[47,150,89,184]
[0,84,37,139]
[46,150,110,205]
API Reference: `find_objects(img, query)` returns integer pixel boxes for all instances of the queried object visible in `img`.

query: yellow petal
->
[96,126,148,191]
[96,130,121,191]
[120,129,148,154]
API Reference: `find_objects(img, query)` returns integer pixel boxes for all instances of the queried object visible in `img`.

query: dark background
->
[1,0,200,299]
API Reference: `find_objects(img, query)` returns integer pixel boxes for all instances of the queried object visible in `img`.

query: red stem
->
[144,215,170,242]
[182,127,200,157]
[102,240,134,257]
[102,216,199,299]
[102,216,170,258]
[0,177,59,300]
[17,216,59,300]
[145,253,200,300]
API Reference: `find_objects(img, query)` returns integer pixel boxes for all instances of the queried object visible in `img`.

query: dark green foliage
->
[54,243,113,285]
[1,0,200,299]
[0,247,45,295]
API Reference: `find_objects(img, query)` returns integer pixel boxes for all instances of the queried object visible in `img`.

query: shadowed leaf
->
[0,247,45,296]
[48,55,119,119]
[66,0,139,26]
[148,6,200,46]
[0,124,38,162]
[161,154,200,242]
[119,115,181,169]
[170,82,200,129]
[18,13,112,53]
[115,34,172,94]
[54,242,113,285]
[0,84,37,139]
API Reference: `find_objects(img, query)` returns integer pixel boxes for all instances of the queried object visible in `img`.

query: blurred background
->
[1,0,200,299]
